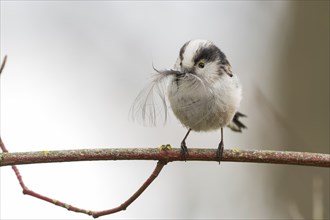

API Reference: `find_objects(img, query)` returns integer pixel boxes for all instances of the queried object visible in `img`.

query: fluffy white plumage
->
[131,39,243,130]
[168,39,242,131]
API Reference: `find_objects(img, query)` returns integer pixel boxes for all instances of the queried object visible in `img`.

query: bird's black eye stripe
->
[194,45,219,63]
[194,44,230,66]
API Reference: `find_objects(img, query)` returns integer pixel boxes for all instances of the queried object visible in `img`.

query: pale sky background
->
[0,1,329,219]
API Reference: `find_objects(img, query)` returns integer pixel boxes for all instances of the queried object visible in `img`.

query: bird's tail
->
[227,112,247,132]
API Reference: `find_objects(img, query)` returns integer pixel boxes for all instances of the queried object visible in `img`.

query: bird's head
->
[174,39,233,78]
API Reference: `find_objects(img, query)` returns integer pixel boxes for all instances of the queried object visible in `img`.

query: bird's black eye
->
[198,61,205,68]
[180,62,182,66]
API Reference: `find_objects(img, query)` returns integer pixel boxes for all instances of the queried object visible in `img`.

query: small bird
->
[131,39,246,162]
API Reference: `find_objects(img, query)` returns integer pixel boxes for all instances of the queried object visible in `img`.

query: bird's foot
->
[180,141,188,161]
[217,141,224,164]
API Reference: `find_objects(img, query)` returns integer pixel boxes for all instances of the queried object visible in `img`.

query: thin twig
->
[92,160,166,218]
[0,137,167,218]
[1,145,329,167]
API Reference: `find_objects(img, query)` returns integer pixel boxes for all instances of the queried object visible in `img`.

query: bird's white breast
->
[168,74,242,131]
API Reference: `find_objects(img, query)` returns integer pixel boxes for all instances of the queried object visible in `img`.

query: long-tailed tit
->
[131,39,246,162]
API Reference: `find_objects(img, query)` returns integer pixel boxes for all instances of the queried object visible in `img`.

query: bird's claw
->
[217,141,224,164]
[180,141,189,161]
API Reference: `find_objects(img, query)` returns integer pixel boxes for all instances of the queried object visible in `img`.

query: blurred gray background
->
[0,1,329,219]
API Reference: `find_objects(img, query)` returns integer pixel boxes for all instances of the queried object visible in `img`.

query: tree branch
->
[1,146,329,167]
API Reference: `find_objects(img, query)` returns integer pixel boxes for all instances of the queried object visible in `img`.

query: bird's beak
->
[181,67,194,75]
[171,69,185,77]
[176,71,185,77]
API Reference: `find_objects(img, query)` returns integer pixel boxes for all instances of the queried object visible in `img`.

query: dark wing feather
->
[227,111,247,132]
